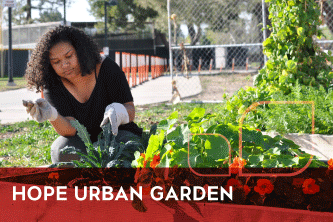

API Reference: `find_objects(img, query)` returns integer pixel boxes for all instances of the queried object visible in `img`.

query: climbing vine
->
[255,0,333,94]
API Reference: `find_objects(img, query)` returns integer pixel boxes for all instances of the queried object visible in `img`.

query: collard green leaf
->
[70,120,92,145]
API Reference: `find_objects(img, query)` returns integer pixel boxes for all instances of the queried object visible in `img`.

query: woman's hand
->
[100,102,131,136]
[23,98,58,122]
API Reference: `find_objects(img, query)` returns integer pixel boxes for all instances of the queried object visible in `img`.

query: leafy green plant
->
[255,0,333,94]
[221,81,333,135]
[264,82,333,134]
[132,108,327,169]
[50,120,144,168]
[0,121,57,167]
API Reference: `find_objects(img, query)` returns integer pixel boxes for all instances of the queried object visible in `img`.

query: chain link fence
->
[167,0,333,102]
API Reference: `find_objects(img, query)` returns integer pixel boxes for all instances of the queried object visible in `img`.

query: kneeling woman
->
[24,26,142,164]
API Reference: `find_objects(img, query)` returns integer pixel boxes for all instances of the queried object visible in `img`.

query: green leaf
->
[279,155,299,167]
[297,27,304,36]
[265,147,281,155]
[146,130,164,159]
[186,107,205,121]
[203,135,229,160]
[167,125,191,146]
[170,148,199,168]
[158,119,178,130]
[248,155,264,167]
[158,152,170,168]
[168,111,178,120]
[262,159,279,168]
[242,128,264,145]
[286,60,297,71]
[263,38,273,47]
[159,144,172,168]
[70,120,92,146]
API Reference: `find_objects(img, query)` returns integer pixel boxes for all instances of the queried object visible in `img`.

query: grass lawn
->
[0,77,27,92]
[0,102,224,167]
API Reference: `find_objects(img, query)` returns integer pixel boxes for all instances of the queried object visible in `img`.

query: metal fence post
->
[167,0,173,80]
[262,0,267,65]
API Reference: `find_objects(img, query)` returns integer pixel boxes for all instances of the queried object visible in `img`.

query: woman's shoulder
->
[99,56,122,77]
[101,56,120,69]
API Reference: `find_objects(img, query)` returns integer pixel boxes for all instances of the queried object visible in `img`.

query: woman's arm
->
[123,101,135,122]
[50,116,77,137]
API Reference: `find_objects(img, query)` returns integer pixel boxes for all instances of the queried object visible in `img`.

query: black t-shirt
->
[44,57,142,142]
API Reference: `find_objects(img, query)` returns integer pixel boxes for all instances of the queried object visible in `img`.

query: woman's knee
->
[51,135,86,163]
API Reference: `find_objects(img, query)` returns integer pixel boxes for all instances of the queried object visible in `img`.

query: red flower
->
[328,158,333,170]
[302,178,320,194]
[141,153,145,158]
[226,178,242,190]
[256,129,261,132]
[48,172,59,180]
[229,157,246,174]
[243,185,251,195]
[143,160,148,168]
[254,179,274,195]
[292,178,305,188]
[150,154,161,168]
[137,183,151,196]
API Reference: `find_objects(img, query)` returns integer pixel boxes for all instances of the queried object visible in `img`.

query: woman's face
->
[49,41,81,81]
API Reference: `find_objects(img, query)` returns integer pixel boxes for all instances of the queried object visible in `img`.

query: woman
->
[24,26,142,164]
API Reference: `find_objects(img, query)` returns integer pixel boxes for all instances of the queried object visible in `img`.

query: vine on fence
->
[255,0,333,94]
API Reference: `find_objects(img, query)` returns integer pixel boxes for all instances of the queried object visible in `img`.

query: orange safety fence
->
[209,58,213,73]
[131,54,137,87]
[151,56,155,79]
[232,58,235,72]
[138,54,145,84]
[198,57,202,74]
[115,52,166,87]
[121,52,130,85]
[145,55,149,81]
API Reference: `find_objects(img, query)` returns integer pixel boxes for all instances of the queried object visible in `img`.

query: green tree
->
[38,10,63,23]
[87,0,158,33]
[136,0,264,46]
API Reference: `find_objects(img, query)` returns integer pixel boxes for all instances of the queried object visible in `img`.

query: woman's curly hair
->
[25,25,102,92]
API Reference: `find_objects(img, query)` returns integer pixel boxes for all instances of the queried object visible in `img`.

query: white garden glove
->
[100,103,129,136]
[23,98,58,123]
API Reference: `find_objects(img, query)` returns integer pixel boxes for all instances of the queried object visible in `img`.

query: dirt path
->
[189,73,256,101]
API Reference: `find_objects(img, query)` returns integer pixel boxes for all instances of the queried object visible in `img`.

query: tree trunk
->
[27,0,32,21]
[323,2,333,35]
[187,24,201,46]
[253,3,271,43]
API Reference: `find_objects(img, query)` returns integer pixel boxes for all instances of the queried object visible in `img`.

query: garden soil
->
[190,72,256,101]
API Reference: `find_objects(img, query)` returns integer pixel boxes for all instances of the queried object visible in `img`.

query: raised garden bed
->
[1,167,333,217]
